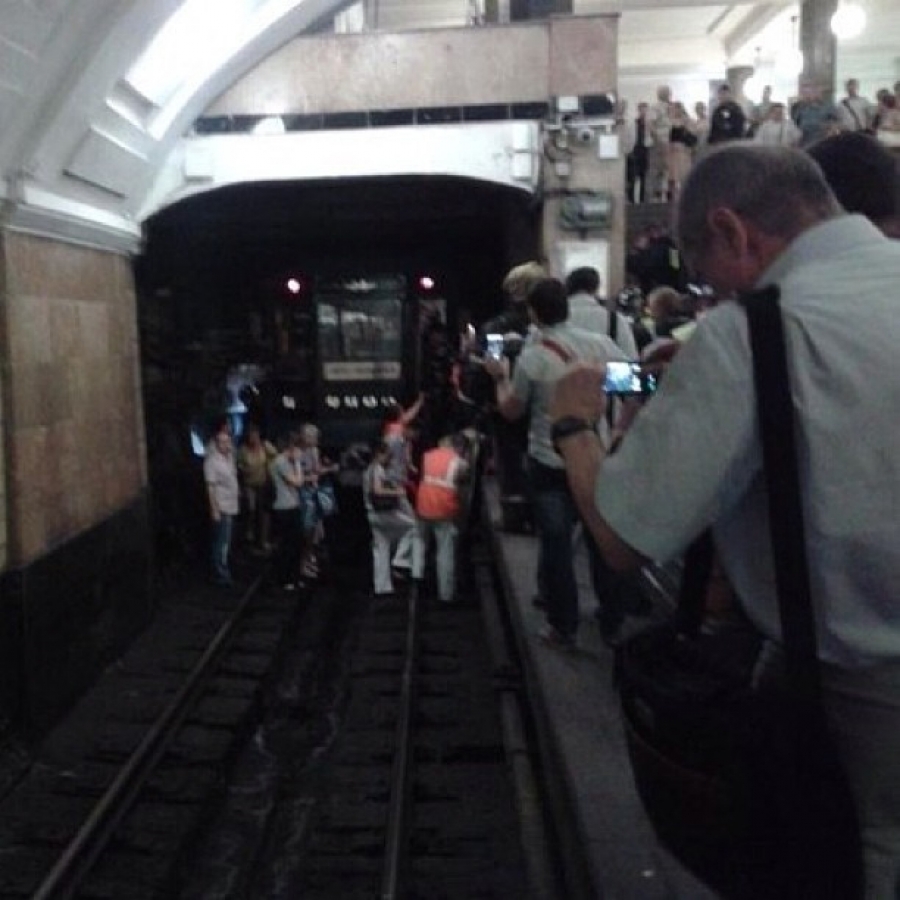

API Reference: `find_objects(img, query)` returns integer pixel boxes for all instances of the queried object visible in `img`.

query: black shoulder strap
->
[608,307,619,342]
[676,529,715,635]
[742,286,821,705]
[842,98,863,129]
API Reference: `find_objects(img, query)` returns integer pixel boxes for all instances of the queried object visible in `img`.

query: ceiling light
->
[830,3,867,39]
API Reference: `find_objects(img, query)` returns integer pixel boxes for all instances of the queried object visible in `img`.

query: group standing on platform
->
[622,77,900,204]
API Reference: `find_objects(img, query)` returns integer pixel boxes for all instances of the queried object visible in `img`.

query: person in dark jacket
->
[708,84,747,144]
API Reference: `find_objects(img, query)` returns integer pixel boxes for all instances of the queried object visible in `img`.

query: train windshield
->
[317,277,405,382]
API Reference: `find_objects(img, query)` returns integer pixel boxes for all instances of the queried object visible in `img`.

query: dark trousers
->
[493,415,529,497]
[627,150,648,204]
[529,459,622,638]
[272,508,303,585]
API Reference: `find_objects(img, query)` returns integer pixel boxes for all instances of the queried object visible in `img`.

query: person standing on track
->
[204,419,240,587]
[415,434,469,604]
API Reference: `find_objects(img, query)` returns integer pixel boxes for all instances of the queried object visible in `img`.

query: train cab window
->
[317,296,403,364]
[318,297,403,361]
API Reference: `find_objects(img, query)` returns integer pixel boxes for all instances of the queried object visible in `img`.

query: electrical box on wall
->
[559,192,613,231]
[555,95,581,114]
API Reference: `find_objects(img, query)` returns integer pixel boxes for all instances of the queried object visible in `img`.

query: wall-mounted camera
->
[575,126,595,144]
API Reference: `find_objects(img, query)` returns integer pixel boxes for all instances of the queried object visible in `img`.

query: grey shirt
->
[270,453,300,510]
[510,321,625,468]
[598,215,900,667]
[567,292,638,359]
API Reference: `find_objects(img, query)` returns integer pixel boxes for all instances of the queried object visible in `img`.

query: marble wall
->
[0,231,147,567]
[203,15,624,292]
[206,17,617,114]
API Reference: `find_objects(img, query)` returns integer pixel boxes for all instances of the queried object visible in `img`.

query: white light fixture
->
[830,3,867,39]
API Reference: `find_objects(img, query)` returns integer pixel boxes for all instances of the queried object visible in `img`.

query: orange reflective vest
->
[415,447,462,521]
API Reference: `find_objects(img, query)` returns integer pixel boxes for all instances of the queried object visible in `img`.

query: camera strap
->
[540,337,575,364]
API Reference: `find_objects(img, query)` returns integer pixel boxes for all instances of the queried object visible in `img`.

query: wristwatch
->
[551,416,592,453]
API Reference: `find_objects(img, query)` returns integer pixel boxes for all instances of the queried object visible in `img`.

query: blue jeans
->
[210,514,234,583]
[529,459,582,638]
[529,459,614,639]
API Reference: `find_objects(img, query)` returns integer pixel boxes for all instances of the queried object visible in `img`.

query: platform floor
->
[485,482,720,900]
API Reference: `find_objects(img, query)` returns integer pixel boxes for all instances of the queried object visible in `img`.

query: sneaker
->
[537,622,576,649]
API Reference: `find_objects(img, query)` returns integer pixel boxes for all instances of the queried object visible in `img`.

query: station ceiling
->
[0,0,896,249]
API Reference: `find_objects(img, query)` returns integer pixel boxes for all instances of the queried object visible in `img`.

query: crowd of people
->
[201,392,479,605]
[197,122,900,894]
[536,136,900,895]
[202,418,337,590]
[362,421,473,602]
[623,78,900,203]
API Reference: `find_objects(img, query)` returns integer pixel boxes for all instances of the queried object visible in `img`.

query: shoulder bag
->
[615,286,862,898]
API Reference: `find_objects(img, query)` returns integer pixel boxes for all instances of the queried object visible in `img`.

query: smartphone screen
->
[486,333,505,360]
[604,360,658,396]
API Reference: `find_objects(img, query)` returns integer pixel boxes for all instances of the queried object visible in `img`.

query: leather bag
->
[371,492,400,512]
[615,286,863,899]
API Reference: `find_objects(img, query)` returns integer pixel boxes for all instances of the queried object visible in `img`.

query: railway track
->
[0,569,300,900]
[3,498,562,899]
[186,528,561,900]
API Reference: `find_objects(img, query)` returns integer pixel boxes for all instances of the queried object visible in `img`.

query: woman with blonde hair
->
[501,261,548,302]
[237,424,276,553]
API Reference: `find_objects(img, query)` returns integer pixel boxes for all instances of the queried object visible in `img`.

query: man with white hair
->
[550,144,900,897]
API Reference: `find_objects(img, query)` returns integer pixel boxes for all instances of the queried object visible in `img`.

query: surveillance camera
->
[576,126,594,144]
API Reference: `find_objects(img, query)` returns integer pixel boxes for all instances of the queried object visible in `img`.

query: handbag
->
[615,286,863,899]
[371,494,398,512]
[670,124,698,148]
[315,481,338,518]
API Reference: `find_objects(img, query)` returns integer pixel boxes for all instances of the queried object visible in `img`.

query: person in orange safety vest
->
[414,435,469,603]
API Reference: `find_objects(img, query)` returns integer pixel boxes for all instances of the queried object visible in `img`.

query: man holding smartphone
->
[550,144,900,895]
[485,278,625,649]
[478,261,547,533]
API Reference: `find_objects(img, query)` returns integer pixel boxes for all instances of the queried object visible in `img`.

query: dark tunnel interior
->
[134,175,539,563]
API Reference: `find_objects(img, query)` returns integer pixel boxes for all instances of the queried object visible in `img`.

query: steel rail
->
[380,580,420,900]
[31,575,265,900]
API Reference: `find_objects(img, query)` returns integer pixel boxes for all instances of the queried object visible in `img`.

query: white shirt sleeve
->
[596,305,761,561]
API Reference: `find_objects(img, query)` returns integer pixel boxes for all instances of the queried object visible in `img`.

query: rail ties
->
[380,579,420,900]
[30,573,268,900]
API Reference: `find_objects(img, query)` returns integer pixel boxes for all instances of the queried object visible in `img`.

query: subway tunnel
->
[134,174,539,571]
